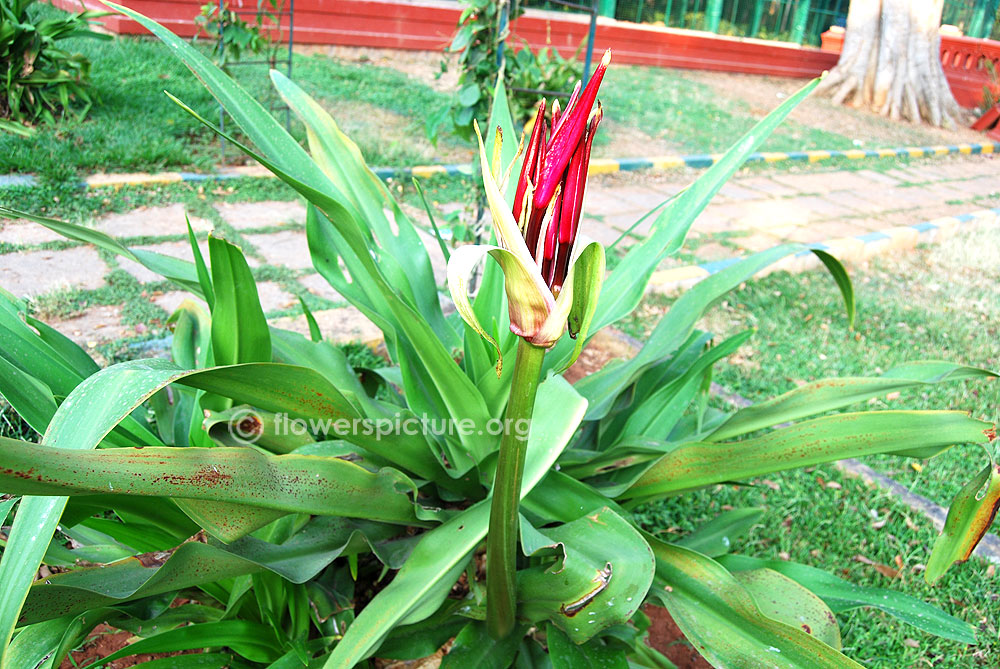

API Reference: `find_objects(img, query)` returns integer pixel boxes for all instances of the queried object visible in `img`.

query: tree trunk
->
[817,0,962,127]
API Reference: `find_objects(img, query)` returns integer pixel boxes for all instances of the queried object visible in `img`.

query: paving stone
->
[116,240,219,283]
[0,246,106,297]
[255,281,298,313]
[852,169,902,187]
[731,232,782,253]
[792,195,859,220]
[825,190,885,213]
[583,190,633,216]
[244,230,312,270]
[216,200,307,230]
[0,220,65,246]
[731,177,798,197]
[717,182,769,201]
[297,273,343,303]
[692,242,731,261]
[95,204,212,238]
[884,186,948,209]
[690,210,738,234]
[949,176,999,199]
[417,228,447,285]
[580,218,624,247]
[150,290,207,315]
[921,181,978,203]
[708,200,814,230]
[601,186,665,213]
[50,305,130,346]
[775,220,869,243]
[933,158,999,180]
[769,170,873,195]
[270,306,381,344]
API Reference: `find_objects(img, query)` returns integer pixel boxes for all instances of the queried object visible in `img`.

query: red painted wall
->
[56,0,996,106]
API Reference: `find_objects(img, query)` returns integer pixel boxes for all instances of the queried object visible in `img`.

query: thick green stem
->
[486,337,546,639]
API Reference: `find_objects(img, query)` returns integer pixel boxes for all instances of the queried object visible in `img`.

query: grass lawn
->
[6,5,987,185]
[623,224,999,666]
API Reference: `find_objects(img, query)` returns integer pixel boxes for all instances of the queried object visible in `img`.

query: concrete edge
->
[2,142,997,190]
[647,207,1000,294]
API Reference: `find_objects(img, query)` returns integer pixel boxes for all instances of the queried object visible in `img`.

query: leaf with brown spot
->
[927,461,1000,584]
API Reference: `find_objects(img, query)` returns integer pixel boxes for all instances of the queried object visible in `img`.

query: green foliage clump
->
[0,0,110,135]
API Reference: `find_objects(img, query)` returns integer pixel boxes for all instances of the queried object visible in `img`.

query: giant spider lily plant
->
[0,6,997,668]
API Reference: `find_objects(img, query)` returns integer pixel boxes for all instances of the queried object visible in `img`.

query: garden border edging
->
[1,142,996,191]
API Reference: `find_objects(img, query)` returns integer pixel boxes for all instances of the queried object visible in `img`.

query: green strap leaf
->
[0,437,423,525]
[82,620,282,666]
[624,411,992,501]
[560,240,606,372]
[645,537,862,667]
[0,207,202,296]
[590,78,821,332]
[575,244,850,421]
[546,623,628,669]
[717,554,976,644]
[322,375,588,666]
[439,621,525,669]
[733,568,841,650]
[209,235,270,367]
[711,361,999,441]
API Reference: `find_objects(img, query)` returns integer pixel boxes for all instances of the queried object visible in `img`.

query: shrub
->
[0,0,110,135]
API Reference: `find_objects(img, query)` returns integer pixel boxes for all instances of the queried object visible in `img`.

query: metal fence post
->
[598,0,615,18]
[791,0,812,44]
[750,0,765,37]
[967,0,997,38]
[706,0,723,33]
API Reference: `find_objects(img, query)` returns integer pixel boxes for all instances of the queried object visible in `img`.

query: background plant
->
[430,0,583,140]
[0,3,996,667]
[194,0,282,70]
[0,0,109,136]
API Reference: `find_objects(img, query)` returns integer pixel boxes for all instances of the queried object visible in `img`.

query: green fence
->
[523,0,1000,46]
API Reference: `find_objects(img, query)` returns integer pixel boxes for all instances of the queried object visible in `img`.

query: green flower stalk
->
[447,50,611,639]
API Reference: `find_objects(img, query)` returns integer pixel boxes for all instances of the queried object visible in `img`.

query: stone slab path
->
[0,155,996,353]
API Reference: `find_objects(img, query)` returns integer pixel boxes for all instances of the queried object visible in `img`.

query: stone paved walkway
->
[0,155,996,353]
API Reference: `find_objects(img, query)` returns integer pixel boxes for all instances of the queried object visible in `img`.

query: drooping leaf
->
[711,361,999,441]
[19,517,400,625]
[624,411,991,501]
[645,538,862,667]
[926,459,1000,584]
[575,244,851,421]
[545,623,627,669]
[439,620,524,669]
[717,554,976,644]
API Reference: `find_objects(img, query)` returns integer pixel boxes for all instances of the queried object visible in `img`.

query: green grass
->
[622,226,999,508]
[598,65,852,155]
[2,5,459,181]
[625,224,1000,667]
